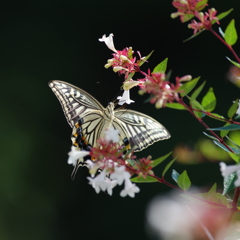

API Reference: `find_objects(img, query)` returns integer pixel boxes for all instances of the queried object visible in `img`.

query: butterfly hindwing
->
[114,109,170,151]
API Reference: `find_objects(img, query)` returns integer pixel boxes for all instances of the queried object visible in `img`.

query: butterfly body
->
[49,80,170,152]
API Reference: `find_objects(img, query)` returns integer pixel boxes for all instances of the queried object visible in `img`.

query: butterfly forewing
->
[49,80,104,128]
[114,109,170,151]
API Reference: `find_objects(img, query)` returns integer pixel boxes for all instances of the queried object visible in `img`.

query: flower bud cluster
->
[171,0,219,34]
[139,72,186,108]
[99,34,192,109]
[68,127,155,197]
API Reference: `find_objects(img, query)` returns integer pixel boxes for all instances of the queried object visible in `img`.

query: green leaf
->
[181,14,194,23]
[228,152,240,163]
[191,99,204,118]
[162,157,177,177]
[213,141,240,154]
[138,50,154,67]
[203,132,219,141]
[165,70,172,82]
[226,57,240,68]
[151,151,172,168]
[195,0,208,11]
[197,188,230,206]
[224,19,238,46]
[215,9,233,23]
[206,113,226,122]
[179,77,200,97]
[190,81,206,101]
[131,175,158,183]
[152,58,168,73]
[226,135,240,148]
[125,72,135,82]
[171,169,180,183]
[220,123,230,138]
[223,173,237,195]
[208,183,217,195]
[201,87,216,112]
[228,99,239,118]
[208,124,240,131]
[177,170,191,191]
[165,103,187,110]
[126,159,136,167]
[181,191,230,208]
[211,193,229,206]
[183,29,205,43]
[218,27,225,38]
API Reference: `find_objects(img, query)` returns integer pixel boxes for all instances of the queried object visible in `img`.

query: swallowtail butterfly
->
[49,80,170,175]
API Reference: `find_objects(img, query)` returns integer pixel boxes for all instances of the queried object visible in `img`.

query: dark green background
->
[1,1,240,239]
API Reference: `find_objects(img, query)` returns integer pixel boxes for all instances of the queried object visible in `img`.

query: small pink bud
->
[180,0,187,4]
[123,80,140,90]
[179,75,192,82]
[198,12,204,22]
[104,63,112,68]
[171,12,183,19]
[120,55,130,61]
[155,99,164,109]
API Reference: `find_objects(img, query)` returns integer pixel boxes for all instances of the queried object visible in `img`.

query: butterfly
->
[49,80,170,175]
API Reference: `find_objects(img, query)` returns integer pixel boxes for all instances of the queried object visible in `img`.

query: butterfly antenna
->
[96,82,110,104]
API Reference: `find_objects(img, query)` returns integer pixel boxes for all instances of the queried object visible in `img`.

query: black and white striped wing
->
[114,109,170,152]
[49,80,108,149]
[48,80,104,128]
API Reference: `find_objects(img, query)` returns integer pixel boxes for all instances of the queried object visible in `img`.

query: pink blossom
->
[188,9,219,34]
[140,72,181,108]
[171,0,207,22]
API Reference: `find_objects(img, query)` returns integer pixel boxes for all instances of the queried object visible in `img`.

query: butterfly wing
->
[48,80,108,150]
[114,109,170,152]
[48,80,105,128]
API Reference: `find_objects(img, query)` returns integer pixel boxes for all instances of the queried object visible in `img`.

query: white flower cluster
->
[87,165,140,197]
[67,127,140,197]
[220,162,240,186]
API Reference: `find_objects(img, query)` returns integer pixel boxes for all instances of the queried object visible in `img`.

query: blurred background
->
[1,0,240,239]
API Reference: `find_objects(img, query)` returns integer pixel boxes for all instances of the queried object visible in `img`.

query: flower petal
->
[117,90,135,106]
[68,146,90,166]
[98,33,118,53]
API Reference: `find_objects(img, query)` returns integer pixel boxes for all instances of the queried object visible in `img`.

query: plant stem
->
[209,28,240,63]
[178,98,234,153]
[148,174,229,209]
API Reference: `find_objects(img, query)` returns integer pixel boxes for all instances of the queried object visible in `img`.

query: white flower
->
[85,160,99,177]
[67,146,90,166]
[104,127,119,143]
[117,90,135,105]
[219,162,240,177]
[87,169,117,195]
[219,162,240,187]
[87,170,107,193]
[98,33,118,53]
[120,178,140,198]
[110,166,131,185]
[146,194,203,240]
[104,178,118,196]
